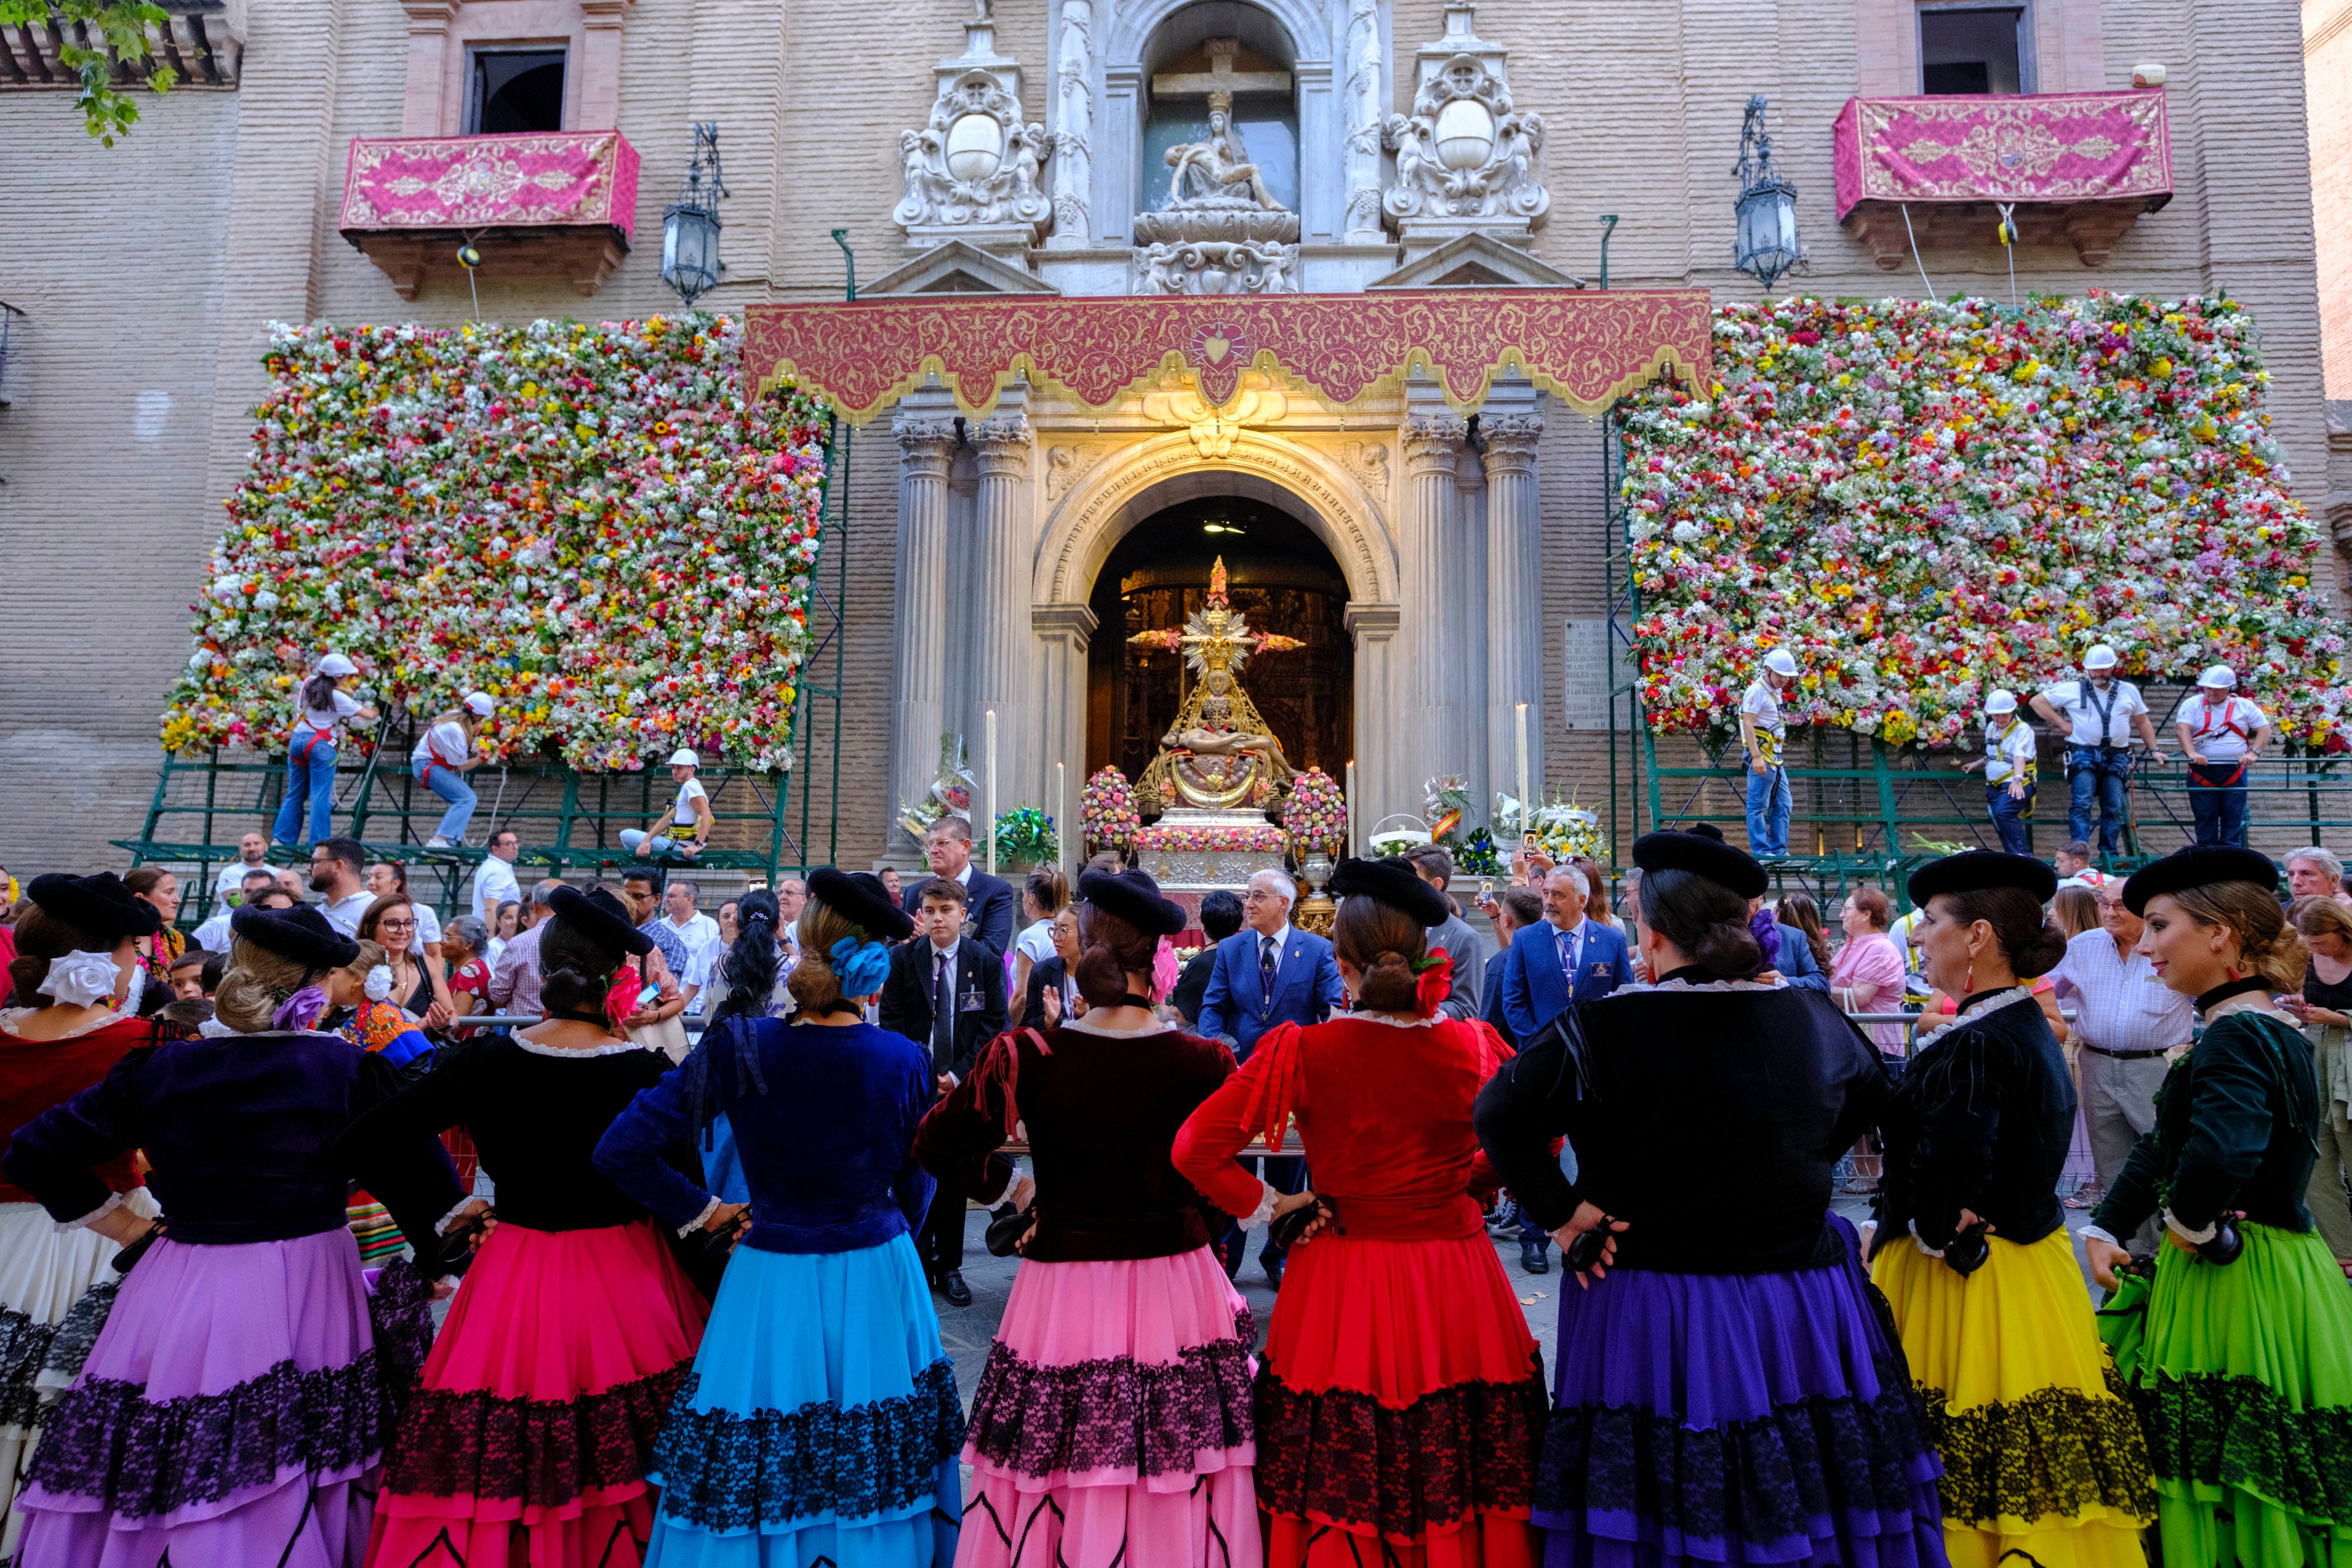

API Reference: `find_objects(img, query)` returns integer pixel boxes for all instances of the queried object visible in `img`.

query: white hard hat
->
[2083,644,2119,671]
[1984,689,2018,714]
[316,653,358,677]
[1761,647,1800,678]
[669,748,700,768]
[2197,664,2237,690]
[463,691,496,717]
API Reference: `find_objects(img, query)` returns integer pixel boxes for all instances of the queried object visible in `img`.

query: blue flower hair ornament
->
[829,932,893,998]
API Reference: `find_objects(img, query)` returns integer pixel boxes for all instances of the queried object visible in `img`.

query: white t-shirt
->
[671,777,709,829]
[2177,694,2268,763]
[410,901,443,947]
[1015,918,1057,966]
[410,718,470,770]
[300,690,360,738]
[469,855,522,925]
[1983,718,2037,785]
[212,858,268,911]
[1740,680,1786,763]
[2037,678,2147,748]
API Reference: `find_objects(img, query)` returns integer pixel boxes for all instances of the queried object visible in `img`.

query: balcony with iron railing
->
[1834,86,2172,267]
[338,129,640,300]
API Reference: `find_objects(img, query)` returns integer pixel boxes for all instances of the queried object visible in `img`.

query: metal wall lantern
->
[662,122,729,307]
[1732,95,1802,292]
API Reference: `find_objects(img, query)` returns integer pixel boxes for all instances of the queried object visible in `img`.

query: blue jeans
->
[2187,761,2249,847]
[2066,747,2131,852]
[1986,781,2033,855]
[415,761,477,842]
[1745,764,1792,857]
[272,728,338,845]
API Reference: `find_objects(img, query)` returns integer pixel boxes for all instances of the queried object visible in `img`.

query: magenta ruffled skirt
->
[958,1245,1259,1568]
[15,1230,395,1568]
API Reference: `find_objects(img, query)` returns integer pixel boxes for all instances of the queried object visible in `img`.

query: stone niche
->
[893,5,1054,260]
[1131,35,1302,295]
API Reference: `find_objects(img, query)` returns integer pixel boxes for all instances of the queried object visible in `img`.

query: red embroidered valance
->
[339,131,640,239]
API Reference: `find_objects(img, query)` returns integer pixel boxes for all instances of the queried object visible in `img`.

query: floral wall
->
[1620,295,2344,750]
[161,315,828,772]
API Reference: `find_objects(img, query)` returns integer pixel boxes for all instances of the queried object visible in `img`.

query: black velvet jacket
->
[2093,1003,2322,1240]
[1473,974,1890,1273]
[1873,990,2073,1253]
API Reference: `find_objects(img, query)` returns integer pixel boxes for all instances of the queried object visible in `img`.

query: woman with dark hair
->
[4,898,466,1566]
[1776,888,1833,972]
[701,887,788,1025]
[917,867,1250,1567]
[1175,857,1544,1568]
[1871,852,2154,1568]
[1475,831,1947,1568]
[0,874,173,1556]
[272,650,378,847]
[334,885,710,1568]
[2083,847,2352,1566]
[594,868,961,1566]
[357,892,452,1027]
[122,867,185,1007]
[1008,866,1070,1025]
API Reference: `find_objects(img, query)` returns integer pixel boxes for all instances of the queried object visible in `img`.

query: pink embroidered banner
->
[339,131,640,239]
[1833,91,2171,219]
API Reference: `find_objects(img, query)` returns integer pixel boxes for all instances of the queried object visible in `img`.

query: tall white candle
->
[1057,760,1067,869]
[1516,702,1530,840]
[1345,758,1358,857]
[987,708,998,875]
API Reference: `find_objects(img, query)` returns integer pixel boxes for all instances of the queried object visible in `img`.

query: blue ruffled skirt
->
[644,1231,962,1567]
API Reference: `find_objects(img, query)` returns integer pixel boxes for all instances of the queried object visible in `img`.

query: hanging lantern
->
[662,122,729,308]
[1731,95,1802,293]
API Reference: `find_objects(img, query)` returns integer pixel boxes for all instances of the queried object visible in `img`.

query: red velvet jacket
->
[0,1013,171,1206]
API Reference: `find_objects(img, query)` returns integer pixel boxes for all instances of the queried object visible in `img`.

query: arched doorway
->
[1085,493,1352,809]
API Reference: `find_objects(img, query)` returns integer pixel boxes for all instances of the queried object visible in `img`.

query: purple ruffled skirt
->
[14,1229,404,1568]
[1534,1217,1949,1568]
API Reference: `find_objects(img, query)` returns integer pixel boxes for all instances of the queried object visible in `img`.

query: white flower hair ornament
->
[36,951,122,1009]
[365,965,396,1002]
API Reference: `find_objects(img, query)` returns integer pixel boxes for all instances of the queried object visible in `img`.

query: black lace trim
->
[1920,1371,2156,1526]
[2131,1369,2352,1523]
[651,1355,961,1532]
[368,1256,437,1409]
[1253,1357,1549,1539]
[965,1312,1256,1481]
[0,1303,54,1430]
[37,1279,117,1395]
[1534,1350,1937,1548]
[383,1359,693,1506]
[25,1349,395,1518]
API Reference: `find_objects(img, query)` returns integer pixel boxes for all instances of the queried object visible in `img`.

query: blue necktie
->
[1259,936,1278,1020]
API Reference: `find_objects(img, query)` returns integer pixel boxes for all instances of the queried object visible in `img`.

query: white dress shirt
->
[470,855,522,924]
[2049,927,2193,1054]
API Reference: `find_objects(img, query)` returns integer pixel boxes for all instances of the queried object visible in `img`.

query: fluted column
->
[888,403,958,843]
[1031,603,1098,873]
[1482,406,1545,824]
[1399,404,1468,818]
[1046,0,1093,248]
[968,400,1036,825]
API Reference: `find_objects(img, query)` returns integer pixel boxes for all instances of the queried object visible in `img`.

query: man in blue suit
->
[1480,885,1545,1048]
[898,815,1016,958]
[1500,864,1631,1046]
[1197,867,1344,1288]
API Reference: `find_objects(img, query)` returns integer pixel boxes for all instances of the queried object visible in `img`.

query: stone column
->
[888,402,958,844]
[1031,603,1099,872]
[1345,601,1404,841]
[1398,402,1469,820]
[1482,402,1545,828]
[1341,0,1385,243]
[968,395,1036,829]
[1047,0,1093,248]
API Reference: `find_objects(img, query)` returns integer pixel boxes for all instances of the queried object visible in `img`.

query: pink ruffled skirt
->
[957,1245,1259,1568]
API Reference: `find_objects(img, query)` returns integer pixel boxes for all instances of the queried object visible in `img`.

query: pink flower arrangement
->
[1081,766,1142,850]
[1619,295,2344,750]
[1282,767,1348,849]
[1134,823,1288,855]
[162,315,828,771]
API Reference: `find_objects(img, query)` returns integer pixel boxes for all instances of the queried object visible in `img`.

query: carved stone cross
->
[1150,38,1292,105]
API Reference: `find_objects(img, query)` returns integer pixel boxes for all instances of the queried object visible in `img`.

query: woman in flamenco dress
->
[1473,829,1950,1568]
[335,885,713,1568]
[1870,851,2154,1568]
[1174,855,1548,1568]
[4,900,467,1567]
[2082,845,2352,1568]
[916,866,1256,1567]
[0,874,178,1562]
[595,868,962,1567]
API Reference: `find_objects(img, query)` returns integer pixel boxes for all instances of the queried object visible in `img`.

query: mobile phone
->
[1522,833,1538,850]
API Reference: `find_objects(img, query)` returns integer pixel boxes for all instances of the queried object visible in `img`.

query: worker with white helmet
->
[410,690,497,848]
[2030,644,2166,855]
[1960,688,2040,854]
[1738,646,1802,857]
[620,747,713,861]
[2174,664,2270,847]
[270,650,379,847]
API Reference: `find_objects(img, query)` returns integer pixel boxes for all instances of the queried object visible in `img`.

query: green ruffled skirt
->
[2097,1222,2352,1568]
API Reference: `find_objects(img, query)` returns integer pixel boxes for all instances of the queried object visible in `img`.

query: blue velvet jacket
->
[594,1014,937,1254]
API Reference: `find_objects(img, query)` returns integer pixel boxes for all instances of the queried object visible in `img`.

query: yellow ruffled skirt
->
[1873,1224,2155,1568]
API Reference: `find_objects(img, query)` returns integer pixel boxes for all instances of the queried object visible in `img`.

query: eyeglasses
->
[379,919,417,932]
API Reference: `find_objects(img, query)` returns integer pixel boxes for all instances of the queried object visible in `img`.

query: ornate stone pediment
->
[1366,231,1586,289]
[1381,2,1551,254]
[863,239,1063,296]
[894,11,1053,258]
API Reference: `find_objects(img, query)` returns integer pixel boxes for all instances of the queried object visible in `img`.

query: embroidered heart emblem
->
[1202,333,1231,363]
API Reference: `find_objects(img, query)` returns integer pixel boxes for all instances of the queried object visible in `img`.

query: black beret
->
[2122,845,2280,917]
[1632,831,1768,900]
[26,872,163,943]
[1907,850,2059,908]
[229,902,359,972]
[1686,822,1727,842]
[547,885,656,957]
[808,867,915,942]
[1327,857,1451,928]
[1077,867,1189,937]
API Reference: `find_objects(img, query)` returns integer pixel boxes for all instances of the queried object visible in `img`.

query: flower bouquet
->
[1081,767,1141,852]
[1424,775,1471,844]
[992,806,1059,868]
[1281,767,1348,852]
[1530,798,1609,863]
[900,734,977,842]
[1456,827,1501,877]
[1134,821,1288,855]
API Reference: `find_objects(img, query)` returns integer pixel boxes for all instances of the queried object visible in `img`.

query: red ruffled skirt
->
[1254,1231,1548,1568]
[365,1217,707,1568]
